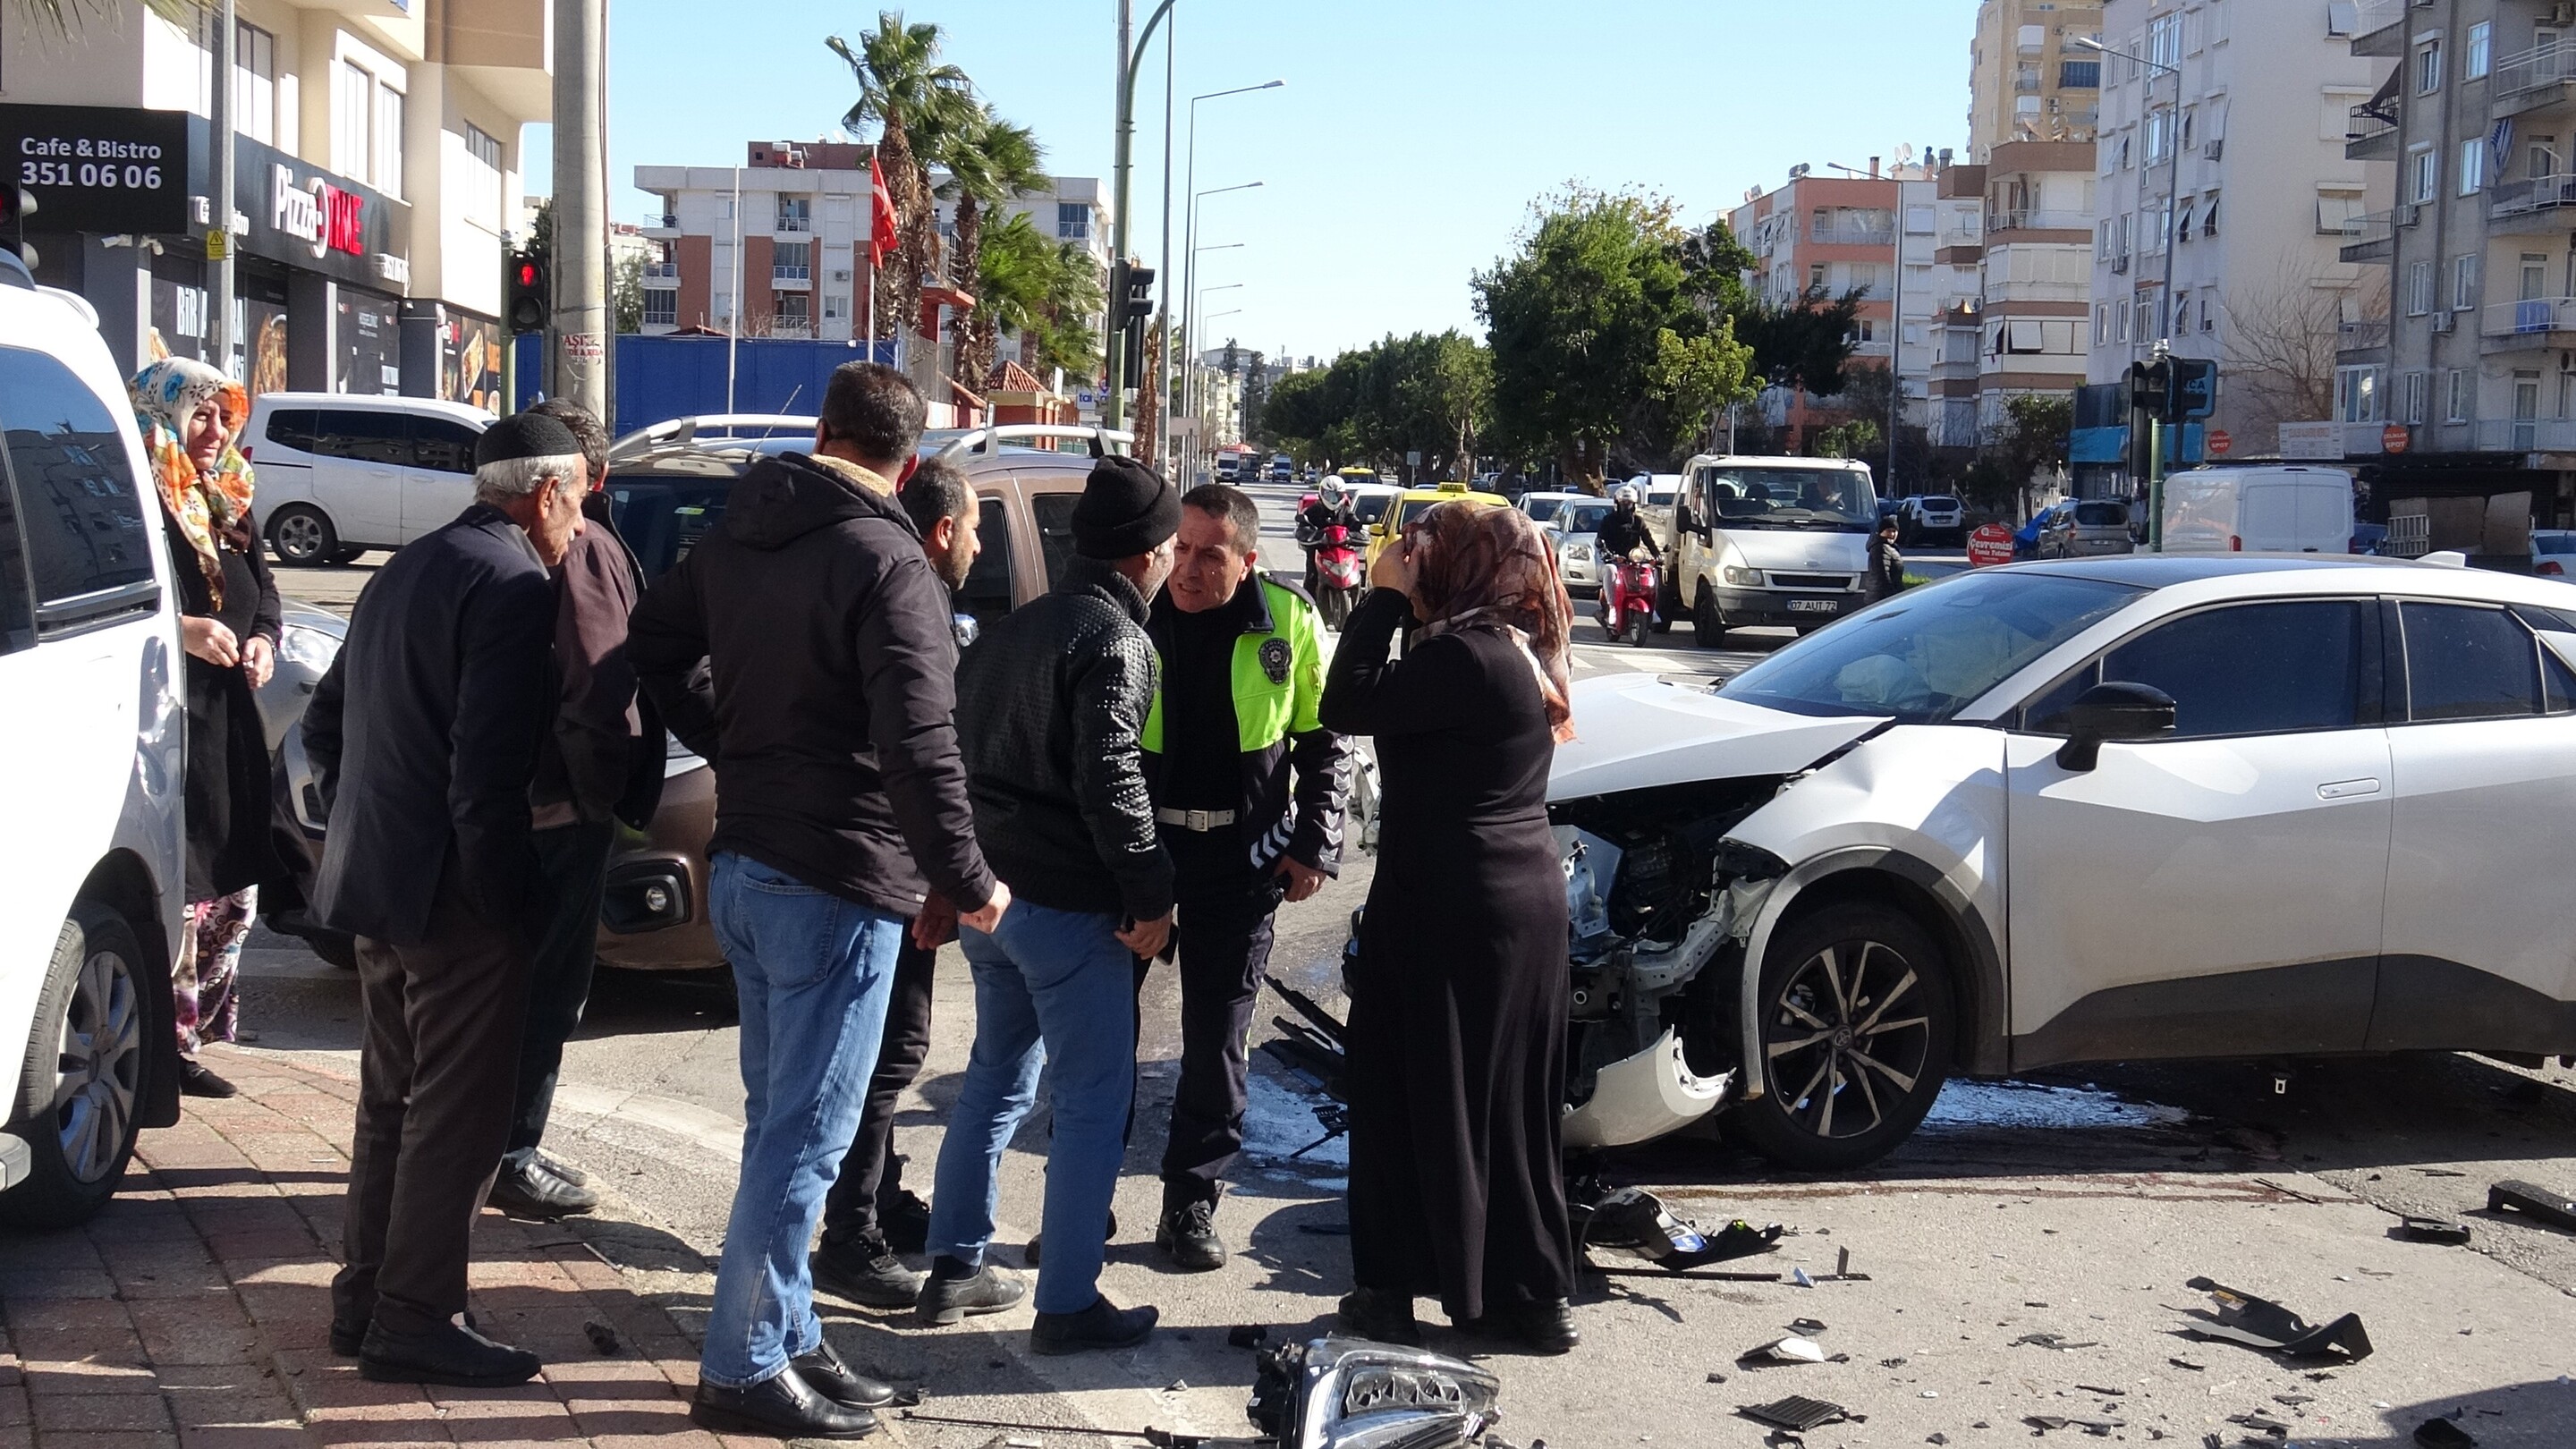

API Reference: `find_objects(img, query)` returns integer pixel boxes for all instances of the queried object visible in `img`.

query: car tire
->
[0,907,149,1229]
[1654,573,1682,633]
[1691,582,1727,646]
[267,505,340,567]
[1730,900,1955,1173]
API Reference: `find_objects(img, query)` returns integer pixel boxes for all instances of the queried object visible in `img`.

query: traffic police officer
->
[1140,483,1350,1270]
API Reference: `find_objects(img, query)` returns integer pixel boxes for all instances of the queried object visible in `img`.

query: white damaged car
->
[1540,555,2576,1170]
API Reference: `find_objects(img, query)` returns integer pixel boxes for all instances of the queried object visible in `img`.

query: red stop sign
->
[2207,428,2232,456]
[1966,524,2015,566]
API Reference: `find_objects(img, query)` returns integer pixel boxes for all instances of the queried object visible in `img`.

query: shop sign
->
[233,134,407,292]
[270,164,368,258]
[0,102,190,234]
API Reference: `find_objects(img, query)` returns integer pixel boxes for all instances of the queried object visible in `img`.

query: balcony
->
[2337,207,2408,263]
[2488,173,2576,232]
[2345,101,2399,160]
[2496,44,2576,119]
[2471,418,2576,453]
[2337,318,2391,361]
[1809,222,1894,247]
[2348,0,2409,57]
[1988,208,2093,235]
[2482,296,2576,350]
[774,214,814,235]
[641,212,681,239]
[771,265,812,291]
[641,262,679,286]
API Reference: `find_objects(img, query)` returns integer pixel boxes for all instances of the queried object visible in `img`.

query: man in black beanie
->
[926,454,1178,1356]
[304,412,589,1387]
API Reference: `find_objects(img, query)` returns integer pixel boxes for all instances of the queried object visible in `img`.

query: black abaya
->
[1318,587,1573,1321]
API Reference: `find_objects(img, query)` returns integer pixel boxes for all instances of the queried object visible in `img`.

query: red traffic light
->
[516,262,538,287]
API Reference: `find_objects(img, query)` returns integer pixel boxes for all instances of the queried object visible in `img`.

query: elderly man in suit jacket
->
[302,412,589,1388]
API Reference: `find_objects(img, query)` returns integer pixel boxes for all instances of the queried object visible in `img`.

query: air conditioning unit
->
[830,269,853,283]
[2202,139,2224,161]
[2112,253,2131,274]
[2430,310,2456,333]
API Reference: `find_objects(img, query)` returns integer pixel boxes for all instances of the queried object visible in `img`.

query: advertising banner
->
[1,102,191,235]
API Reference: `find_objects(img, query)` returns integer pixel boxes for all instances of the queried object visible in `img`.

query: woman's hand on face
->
[241,634,275,690]
[1369,534,1419,597]
[182,616,241,669]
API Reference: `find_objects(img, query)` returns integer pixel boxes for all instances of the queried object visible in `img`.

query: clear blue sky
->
[530,0,1976,360]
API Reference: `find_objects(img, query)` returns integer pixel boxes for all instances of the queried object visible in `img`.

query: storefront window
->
[442,314,503,412]
[337,289,402,395]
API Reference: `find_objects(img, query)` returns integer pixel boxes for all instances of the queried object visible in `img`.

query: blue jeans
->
[927,902,1137,1316]
[699,852,902,1388]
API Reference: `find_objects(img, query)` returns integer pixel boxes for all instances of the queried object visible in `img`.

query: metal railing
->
[2338,318,2391,353]
[2491,173,2576,216]
[2346,101,2398,146]
[2483,297,2576,336]
[2342,208,2402,247]
[2496,42,2576,101]
[774,214,813,233]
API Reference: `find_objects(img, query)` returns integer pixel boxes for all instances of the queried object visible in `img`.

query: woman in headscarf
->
[132,359,283,1099]
[1319,498,1580,1354]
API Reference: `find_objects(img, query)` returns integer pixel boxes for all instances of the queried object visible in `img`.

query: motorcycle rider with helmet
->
[1297,479,1356,595]
[1594,485,1662,631]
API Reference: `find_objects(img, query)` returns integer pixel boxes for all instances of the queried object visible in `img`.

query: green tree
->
[828,13,979,343]
[974,213,1101,384]
[1735,284,1868,400]
[1984,393,2073,517]
[613,250,643,334]
[1475,188,1758,489]
[937,105,1048,384]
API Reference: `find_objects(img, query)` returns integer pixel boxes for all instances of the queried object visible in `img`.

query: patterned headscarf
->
[1403,499,1576,742]
[131,359,255,610]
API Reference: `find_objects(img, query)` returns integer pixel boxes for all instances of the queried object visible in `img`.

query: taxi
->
[1363,479,1513,572]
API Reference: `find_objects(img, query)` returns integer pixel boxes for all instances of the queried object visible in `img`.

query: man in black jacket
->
[927,456,1177,1359]
[304,413,589,1390]
[631,363,1006,1441]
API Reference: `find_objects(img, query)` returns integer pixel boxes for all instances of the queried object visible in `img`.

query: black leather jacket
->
[953,554,1176,922]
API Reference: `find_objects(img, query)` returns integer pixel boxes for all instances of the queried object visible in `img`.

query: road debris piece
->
[2169,1358,2207,1372]
[2228,1411,2290,1434]
[1740,1397,1851,1432]
[2077,1385,2127,1396]
[2397,1216,2474,1246]
[2272,1394,2314,1407]
[1572,1184,1783,1270]
[2030,1416,2127,1435]
[2413,1418,2477,1447]
[2012,1332,2102,1352]
[1741,1336,1829,1365]
[2487,1180,2576,1233]
[1788,1318,1829,1335]
[580,1321,620,1355]
[2180,1277,2373,1362]
[1226,1326,1267,1349]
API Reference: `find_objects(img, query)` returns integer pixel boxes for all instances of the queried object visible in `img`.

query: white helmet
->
[1320,479,1347,504]
[1613,484,1641,504]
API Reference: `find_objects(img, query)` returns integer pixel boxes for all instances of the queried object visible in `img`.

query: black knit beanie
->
[476,412,580,469]
[1072,456,1181,560]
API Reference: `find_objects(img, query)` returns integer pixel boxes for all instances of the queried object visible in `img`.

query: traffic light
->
[2127,357,2172,420]
[1120,263,1155,326]
[506,248,549,334]
[1,185,37,270]
[2129,356,2219,424]
[1111,260,1156,390]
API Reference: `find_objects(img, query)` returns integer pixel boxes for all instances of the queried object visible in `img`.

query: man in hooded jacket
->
[631,362,1008,1441]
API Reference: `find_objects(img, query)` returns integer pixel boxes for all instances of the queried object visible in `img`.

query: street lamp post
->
[1187,280,1244,471]
[2079,36,2182,548]
[1182,180,1261,474]
[1163,80,1283,470]
[1108,0,1181,430]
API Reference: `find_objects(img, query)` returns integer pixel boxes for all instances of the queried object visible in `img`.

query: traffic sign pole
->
[2148,420,2165,553]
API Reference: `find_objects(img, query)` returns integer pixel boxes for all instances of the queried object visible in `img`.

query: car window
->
[2096,601,2367,738]
[1351,493,1394,526]
[0,345,157,636]
[1563,502,1614,533]
[604,476,730,581]
[1722,572,2142,723]
[1030,491,1080,589]
[1522,496,1567,522]
[262,408,319,454]
[411,417,482,474]
[2073,502,2129,526]
[310,410,410,466]
[2538,533,2576,555]
[958,496,1015,631]
[2402,602,2542,722]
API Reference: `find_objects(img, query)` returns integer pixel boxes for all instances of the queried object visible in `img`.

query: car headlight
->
[1724,565,1764,587]
[276,623,343,673]
[1564,543,1594,564]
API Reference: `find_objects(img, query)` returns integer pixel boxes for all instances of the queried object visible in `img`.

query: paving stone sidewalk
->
[0,1046,789,1449]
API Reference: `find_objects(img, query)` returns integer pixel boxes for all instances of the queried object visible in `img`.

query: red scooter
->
[1600,550,1660,648]
[1314,523,1363,631]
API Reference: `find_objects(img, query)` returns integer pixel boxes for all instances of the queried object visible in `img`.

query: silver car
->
[2039,500,2136,558]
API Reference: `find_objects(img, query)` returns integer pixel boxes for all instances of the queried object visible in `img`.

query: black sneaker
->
[1030,1294,1158,1356]
[811,1241,924,1310]
[487,1160,600,1218]
[880,1190,932,1256]
[690,1364,877,1440]
[792,1337,896,1410]
[359,1319,540,1387]
[178,1060,237,1099]
[913,1258,1028,1326]
[1024,1208,1115,1268]
[1156,1201,1225,1273]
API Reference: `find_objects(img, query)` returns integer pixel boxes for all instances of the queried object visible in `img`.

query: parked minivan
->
[2162,465,2355,555]
[0,251,189,1226]
[244,394,496,564]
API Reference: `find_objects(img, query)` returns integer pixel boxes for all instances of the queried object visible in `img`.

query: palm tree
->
[13,0,191,32]
[975,215,1103,385]
[826,12,977,345]
[937,106,1048,384]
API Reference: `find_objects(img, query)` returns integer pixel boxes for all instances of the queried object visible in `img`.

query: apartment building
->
[0,0,547,407]
[1970,0,2108,160]
[1929,165,1992,450]
[632,140,1106,373]
[2330,0,2576,544]
[2078,0,2393,489]
[1979,140,2098,431]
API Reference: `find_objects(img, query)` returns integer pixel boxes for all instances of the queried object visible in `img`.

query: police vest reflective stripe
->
[1142,576,1326,755]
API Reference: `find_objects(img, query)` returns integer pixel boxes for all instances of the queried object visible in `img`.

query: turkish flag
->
[869,156,899,267]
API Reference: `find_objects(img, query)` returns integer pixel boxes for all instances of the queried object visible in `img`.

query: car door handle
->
[2318,777,2384,801]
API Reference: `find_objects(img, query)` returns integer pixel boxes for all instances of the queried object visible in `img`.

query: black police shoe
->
[1155,1201,1226,1273]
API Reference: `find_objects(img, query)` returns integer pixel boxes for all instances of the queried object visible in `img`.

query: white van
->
[1671,454,1881,640]
[244,393,496,564]
[0,252,189,1226]
[2161,465,2354,555]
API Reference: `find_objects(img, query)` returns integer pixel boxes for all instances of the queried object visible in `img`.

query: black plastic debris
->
[2272,1394,2315,1407]
[1788,1318,1829,1335]
[2487,1180,2576,1233]
[2169,1358,2207,1372]
[1574,1184,1784,1270]
[2181,1277,2373,1361]
[581,1320,621,1355]
[2398,1216,2474,1246]
[2026,1416,2070,1432]
[1226,1326,1267,1349]
[2012,1332,2102,1351]
[1741,1397,1850,1432]
[2228,1411,2290,1434]
[2414,1418,2478,1448]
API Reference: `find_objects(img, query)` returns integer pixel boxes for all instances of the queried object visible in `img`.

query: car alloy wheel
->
[1732,902,1953,1172]
[267,506,338,566]
[3,909,150,1227]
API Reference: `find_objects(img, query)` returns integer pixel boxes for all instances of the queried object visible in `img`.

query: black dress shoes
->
[913,1258,1028,1326]
[1335,1288,1425,1347]
[358,1319,541,1386]
[487,1159,599,1217]
[689,1364,877,1439]
[1456,1299,1580,1355]
[1029,1293,1157,1356]
[792,1337,896,1410]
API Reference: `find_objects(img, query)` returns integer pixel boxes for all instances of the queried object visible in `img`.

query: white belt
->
[1155,807,1237,832]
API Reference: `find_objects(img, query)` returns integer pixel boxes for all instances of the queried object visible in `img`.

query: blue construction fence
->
[513,334,898,438]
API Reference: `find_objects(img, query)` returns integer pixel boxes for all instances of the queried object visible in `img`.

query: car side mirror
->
[1674,503,1698,537]
[2050,682,2176,772]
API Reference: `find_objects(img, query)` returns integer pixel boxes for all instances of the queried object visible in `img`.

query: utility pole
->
[1156,9,1174,472]
[208,0,237,377]
[1106,0,1179,431]
[549,0,610,417]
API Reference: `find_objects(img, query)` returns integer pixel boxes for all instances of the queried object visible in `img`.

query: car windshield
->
[1719,572,2145,723]
[1708,468,1877,532]
[1920,496,1961,511]
[608,474,734,580]
[2074,501,2130,526]
[1563,501,1614,534]
[1522,496,1571,522]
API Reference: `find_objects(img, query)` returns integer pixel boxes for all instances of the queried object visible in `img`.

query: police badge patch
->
[1258,636,1292,686]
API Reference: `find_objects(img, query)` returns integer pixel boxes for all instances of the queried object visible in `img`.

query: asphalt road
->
[234,485,2576,1447]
